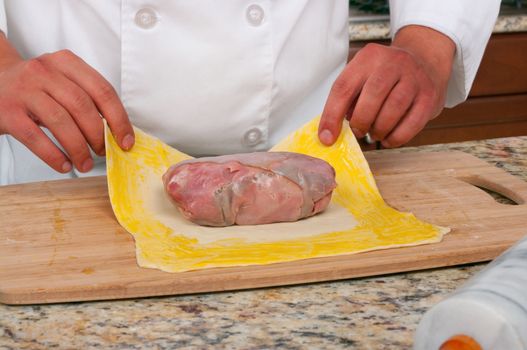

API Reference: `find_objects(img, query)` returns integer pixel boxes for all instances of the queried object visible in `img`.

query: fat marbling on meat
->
[162,152,337,226]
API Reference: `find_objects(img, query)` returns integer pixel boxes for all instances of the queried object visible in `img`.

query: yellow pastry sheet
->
[105,117,449,273]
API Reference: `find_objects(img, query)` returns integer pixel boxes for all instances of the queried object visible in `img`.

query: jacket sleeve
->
[0,0,7,36]
[389,0,500,107]
[0,0,6,35]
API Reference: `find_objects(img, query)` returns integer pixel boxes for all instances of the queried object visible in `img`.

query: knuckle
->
[87,126,105,150]
[59,139,89,163]
[331,78,352,99]
[70,91,94,114]
[406,117,427,136]
[355,43,383,61]
[389,90,410,110]
[0,100,20,117]
[364,43,383,54]
[420,88,440,109]
[4,107,27,125]
[349,115,371,132]
[367,75,387,92]
[23,58,48,76]
[95,82,118,104]
[421,84,436,99]
[92,142,105,155]
[46,108,68,127]
[431,90,442,105]
[18,126,40,144]
[70,148,91,165]
[394,49,413,64]
[53,49,77,62]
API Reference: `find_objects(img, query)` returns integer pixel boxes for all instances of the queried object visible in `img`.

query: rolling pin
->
[414,235,527,350]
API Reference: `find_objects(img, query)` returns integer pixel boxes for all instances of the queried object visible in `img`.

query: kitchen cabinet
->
[350,32,527,149]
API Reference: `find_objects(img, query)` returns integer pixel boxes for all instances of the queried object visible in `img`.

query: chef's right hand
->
[0,34,134,173]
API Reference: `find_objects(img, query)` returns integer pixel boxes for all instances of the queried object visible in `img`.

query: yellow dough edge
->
[105,117,449,273]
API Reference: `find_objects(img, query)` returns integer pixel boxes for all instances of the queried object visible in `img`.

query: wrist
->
[0,32,23,73]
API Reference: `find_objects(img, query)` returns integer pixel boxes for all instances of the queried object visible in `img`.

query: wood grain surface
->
[1,151,527,305]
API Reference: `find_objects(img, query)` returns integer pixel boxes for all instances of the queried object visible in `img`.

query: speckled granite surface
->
[1,136,526,349]
[349,13,527,41]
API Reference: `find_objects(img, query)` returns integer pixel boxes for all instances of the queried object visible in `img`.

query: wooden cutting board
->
[1,151,527,305]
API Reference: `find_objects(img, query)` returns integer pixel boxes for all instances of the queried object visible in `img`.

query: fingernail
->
[382,140,391,148]
[62,161,72,173]
[122,134,135,150]
[81,158,93,173]
[319,129,333,145]
[351,128,365,139]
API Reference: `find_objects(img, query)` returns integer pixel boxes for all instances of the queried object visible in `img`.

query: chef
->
[0,1,500,185]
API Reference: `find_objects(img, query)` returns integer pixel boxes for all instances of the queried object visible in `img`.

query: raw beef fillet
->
[163,152,337,226]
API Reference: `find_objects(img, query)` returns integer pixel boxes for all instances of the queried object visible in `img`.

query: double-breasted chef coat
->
[0,0,500,185]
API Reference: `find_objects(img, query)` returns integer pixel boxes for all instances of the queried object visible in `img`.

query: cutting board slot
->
[457,175,524,205]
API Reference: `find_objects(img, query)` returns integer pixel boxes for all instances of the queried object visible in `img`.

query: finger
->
[348,69,400,139]
[345,97,358,121]
[40,71,105,156]
[318,64,366,146]
[40,50,134,150]
[382,96,434,148]
[6,112,72,173]
[26,92,94,172]
[369,80,417,141]
[346,98,363,139]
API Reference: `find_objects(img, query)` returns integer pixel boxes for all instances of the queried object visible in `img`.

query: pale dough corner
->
[104,117,450,273]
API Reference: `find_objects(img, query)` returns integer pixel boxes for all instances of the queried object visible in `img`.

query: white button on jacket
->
[0,0,499,185]
[246,4,265,26]
[243,128,263,147]
[135,8,159,29]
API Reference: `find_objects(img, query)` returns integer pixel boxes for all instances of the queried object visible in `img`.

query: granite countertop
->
[1,136,526,349]
[349,13,527,41]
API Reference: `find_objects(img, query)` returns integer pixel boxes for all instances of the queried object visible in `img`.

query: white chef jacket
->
[0,0,499,185]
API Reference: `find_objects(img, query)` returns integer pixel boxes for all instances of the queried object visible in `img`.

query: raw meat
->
[162,152,337,226]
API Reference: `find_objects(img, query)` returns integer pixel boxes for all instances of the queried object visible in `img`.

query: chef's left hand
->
[318,25,456,148]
